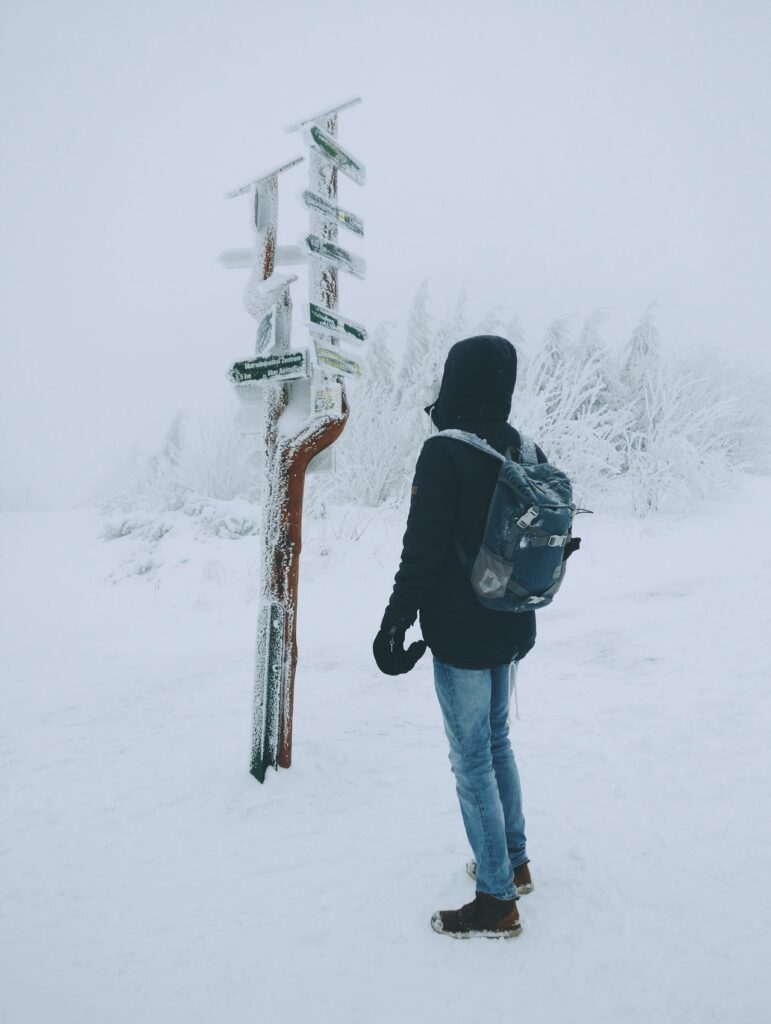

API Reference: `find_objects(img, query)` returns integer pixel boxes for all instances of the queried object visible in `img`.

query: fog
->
[2,0,769,508]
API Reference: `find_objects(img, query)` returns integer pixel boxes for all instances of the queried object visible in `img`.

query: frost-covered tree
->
[327,322,405,507]
[102,284,770,521]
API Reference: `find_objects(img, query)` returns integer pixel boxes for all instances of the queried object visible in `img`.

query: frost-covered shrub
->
[103,284,770,521]
[615,311,767,513]
[328,289,768,515]
[514,315,629,509]
[320,322,407,507]
[100,407,257,515]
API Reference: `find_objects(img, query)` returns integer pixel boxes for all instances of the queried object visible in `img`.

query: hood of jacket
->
[426,335,518,431]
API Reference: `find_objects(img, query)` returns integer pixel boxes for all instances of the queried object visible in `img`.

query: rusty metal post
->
[223,100,364,782]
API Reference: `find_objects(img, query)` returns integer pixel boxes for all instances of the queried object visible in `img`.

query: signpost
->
[305,234,366,280]
[309,303,367,343]
[305,124,366,185]
[221,97,366,782]
[302,191,364,236]
[229,350,309,386]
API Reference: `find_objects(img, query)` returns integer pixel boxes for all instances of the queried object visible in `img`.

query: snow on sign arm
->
[220,97,366,783]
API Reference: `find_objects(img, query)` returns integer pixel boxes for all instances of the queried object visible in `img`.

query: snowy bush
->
[327,288,768,515]
[100,408,258,515]
[101,284,770,524]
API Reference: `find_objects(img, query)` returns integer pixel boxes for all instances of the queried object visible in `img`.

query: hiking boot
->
[430,891,522,939]
[465,858,534,895]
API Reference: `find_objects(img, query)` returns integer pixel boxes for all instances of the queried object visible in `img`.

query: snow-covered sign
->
[304,125,366,185]
[219,245,305,270]
[309,303,367,343]
[302,190,364,237]
[229,350,308,385]
[226,159,303,346]
[314,342,362,377]
[305,234,365,279]
[243,273,297,355]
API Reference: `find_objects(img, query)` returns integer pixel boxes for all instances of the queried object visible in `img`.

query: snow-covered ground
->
[2,479,770,1024]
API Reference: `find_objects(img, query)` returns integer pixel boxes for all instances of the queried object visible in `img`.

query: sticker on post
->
[314,342,362,377]
[309,303,367,343]
[312,379,344,417]
[229,350,309,385]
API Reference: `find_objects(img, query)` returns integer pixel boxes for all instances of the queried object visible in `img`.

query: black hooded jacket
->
[384,335,547,669]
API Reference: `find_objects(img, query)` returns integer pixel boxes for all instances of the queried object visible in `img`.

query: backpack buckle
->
[517,507,539,528]
[547,535,566,547]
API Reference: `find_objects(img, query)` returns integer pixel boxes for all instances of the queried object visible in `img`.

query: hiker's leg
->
[433,657,517,900]
[490,662,528,870]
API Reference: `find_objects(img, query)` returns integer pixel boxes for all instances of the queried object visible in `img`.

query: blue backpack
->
[437,429,576,612]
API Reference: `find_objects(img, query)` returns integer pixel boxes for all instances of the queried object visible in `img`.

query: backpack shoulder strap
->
[434,429,506,463]
[518,432,538,466]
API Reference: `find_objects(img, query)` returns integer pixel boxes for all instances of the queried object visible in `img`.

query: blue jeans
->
[433,657,527,901]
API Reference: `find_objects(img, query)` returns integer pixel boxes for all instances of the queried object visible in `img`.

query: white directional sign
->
[219,245,305,270]
[314,342,362,377]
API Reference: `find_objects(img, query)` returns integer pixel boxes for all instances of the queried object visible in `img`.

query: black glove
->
[563,537,581,561]
[373,615,427,676]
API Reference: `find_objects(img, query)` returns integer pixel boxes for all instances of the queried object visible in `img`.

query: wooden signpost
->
[221,97,366,782]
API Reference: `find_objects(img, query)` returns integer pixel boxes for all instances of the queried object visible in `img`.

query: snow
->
[2,478,770,1024]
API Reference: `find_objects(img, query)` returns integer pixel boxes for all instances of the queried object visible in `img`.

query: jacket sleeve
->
[384,439,459,630]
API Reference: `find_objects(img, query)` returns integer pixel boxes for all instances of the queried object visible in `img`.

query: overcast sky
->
[2,0,769,506]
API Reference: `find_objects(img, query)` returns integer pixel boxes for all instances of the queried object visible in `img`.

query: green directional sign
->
[314,342,362,377]
[307,125,366,185]
[302,190,364,236]
[309,303,367,343]
[229,350,308,385]
[305,234,365,279]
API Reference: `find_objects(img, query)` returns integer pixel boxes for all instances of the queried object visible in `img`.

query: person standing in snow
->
[373,335,578,939]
